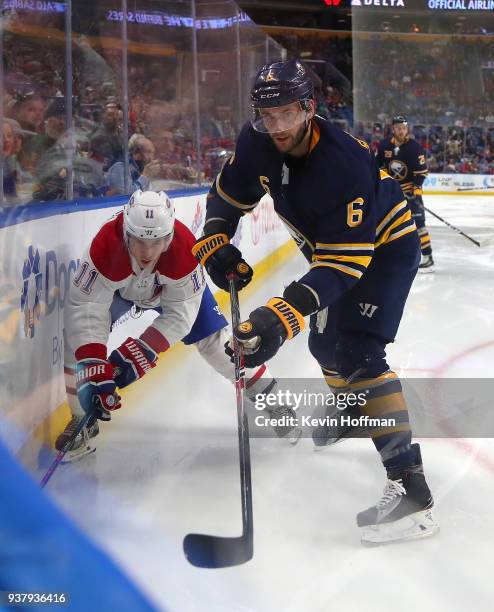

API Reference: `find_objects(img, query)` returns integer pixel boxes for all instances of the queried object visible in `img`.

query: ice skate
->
[263,404,302,444]
[55,415,99,463]
[418,254,434,273]
[312,405,368,450]
[357,443,439,545]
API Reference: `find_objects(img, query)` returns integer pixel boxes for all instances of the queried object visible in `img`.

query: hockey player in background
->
[376,116,434,271]
[59,189,296,462]
[193,59,438,544]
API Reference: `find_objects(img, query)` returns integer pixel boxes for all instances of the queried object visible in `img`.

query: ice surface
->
[47,195,494,612]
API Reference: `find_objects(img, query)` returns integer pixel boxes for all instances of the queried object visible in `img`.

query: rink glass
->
[0,0,285,206]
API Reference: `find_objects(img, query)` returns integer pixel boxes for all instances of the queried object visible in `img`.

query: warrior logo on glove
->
[192,233,253,292]
[265,298,305,340]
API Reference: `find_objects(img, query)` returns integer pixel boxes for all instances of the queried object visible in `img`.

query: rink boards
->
[1,173,492,464]
[0,189,291,463]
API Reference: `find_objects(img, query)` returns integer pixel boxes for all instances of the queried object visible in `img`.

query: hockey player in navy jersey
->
[193,59,438,544]
[59,190,294,462]
[376,116,434,271]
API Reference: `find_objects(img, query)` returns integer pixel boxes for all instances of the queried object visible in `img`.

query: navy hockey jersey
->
[375,136,428,197]
[204,116,417,309]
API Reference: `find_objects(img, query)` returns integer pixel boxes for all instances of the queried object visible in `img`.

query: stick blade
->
[479,236,494,247]
[183,533,253,568]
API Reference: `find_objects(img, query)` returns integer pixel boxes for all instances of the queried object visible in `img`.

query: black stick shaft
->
[228,276,253,543]
[40,412,94,487]
[423,205,481,247]
[457,186,494,191]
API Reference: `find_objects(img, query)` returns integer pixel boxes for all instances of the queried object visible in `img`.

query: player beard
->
[270,122,308,155]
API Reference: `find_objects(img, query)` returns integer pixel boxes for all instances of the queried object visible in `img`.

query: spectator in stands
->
[443,158,458,173]
[90,101,123,170]
[31,98,104,202]
[2,119,18,201]
[11,93,46,134]
[105,133,161,195]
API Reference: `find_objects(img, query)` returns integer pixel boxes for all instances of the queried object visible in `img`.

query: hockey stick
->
[457,186,494,192]
[183,274,254,568]
[40,411,96,487]
[423,205,482,247]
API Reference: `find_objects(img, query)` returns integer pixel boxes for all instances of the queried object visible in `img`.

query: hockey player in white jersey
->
[59,189,297,461]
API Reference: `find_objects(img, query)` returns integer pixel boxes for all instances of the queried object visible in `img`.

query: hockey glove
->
[75,359,121,421]
[192,233,253,292]
[227,298,306,368]
[109,337,158,389]
[405,187,424,210]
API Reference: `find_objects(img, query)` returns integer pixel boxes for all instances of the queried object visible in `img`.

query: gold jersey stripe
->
[315,242,374,251]
[310,261,363,279]
[375,200,408,236]
[215,173,258,211]
[385,223,417,245]
[313,254,372,267]
[375,210,412,247]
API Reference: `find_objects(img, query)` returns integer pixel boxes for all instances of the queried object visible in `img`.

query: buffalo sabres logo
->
[388,159,408,181]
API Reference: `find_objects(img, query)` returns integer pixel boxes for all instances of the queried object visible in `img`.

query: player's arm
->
[110,225,206,389]
[109,266,206,389]
[375,141,386,169]
[64,249,124,419]
[195,124,266,292]
[411,142,428,196]
[148,264,206,349]
[232,185,377,368]
[65,249,121,360]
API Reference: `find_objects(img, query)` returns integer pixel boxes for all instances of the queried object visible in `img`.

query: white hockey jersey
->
[64,211,205,361]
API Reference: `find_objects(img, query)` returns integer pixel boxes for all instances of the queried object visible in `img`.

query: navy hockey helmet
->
[250,59,314,133]
[251,59,314,109]
[392,115,408,125]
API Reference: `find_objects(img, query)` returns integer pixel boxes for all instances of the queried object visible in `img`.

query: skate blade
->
[313,437,344,451]
[360,509,439,546]
[60,444,96,464]
[418,267,435,274]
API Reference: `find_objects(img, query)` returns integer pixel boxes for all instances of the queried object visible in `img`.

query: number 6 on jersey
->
[347,198,364,227]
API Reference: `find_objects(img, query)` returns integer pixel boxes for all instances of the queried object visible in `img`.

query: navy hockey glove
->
[76,359,121,421]
[227,298,305,368]
[405,187,424,209]
[192,233,253,292]
[109,337,158,389]
[226,281,318,367]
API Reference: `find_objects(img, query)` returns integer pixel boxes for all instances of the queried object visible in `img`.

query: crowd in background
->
[275,31,494,175]
[1,25,240,206]
[2,9,494,207]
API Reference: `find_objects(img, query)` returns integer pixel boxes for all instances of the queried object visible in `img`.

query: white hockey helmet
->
[123,189,175,240]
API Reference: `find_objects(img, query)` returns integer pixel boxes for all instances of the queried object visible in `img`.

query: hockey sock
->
[418,227,432,256]
[347,370,414,468]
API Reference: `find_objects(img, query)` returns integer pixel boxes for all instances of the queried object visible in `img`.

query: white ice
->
[46,195,494,612]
